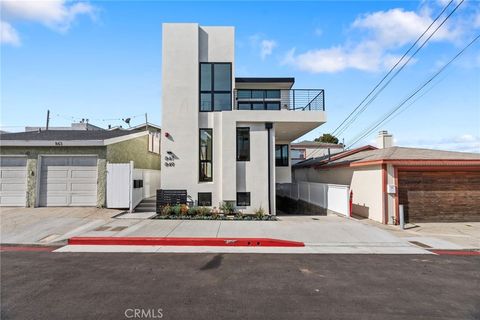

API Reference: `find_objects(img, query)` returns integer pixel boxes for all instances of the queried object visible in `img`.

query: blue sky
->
[1,0,479,152]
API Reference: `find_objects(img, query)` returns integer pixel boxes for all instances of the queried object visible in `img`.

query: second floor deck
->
[234,88,324,111]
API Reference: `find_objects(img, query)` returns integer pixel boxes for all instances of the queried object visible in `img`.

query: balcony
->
[234,89,324,111]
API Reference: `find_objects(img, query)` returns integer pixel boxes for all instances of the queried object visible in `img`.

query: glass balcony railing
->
[233,89,325,111]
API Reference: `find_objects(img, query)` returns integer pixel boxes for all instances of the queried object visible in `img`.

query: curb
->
[429,249,480,256]
[67,237,305,247]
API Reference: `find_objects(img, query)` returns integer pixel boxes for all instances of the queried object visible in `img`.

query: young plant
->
[161,205,171,216]
[254,206,266,219]
[188,206,199,216]
[172,204,182,216]
[220,201,235,215]
[197,206,211,216]
[180,204,189,215]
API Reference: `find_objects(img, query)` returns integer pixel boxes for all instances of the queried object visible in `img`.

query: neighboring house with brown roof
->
[292,131,480,224]
[290,140,344,165]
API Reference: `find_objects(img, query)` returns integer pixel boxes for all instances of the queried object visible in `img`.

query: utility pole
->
[145,113,149,131]
[46,110,50,130]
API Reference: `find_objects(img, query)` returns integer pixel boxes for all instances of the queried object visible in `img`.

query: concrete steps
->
[134,198,156,213]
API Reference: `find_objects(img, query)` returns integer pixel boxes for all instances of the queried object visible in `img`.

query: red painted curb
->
[429,250,480,256]
[68,237,305,247]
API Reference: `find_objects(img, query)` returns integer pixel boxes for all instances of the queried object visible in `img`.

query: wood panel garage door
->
[398,170,480,222]
[39,156,98,207]
[0,156,27,207]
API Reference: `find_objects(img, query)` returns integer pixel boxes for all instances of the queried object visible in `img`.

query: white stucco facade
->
[161,23,326,214]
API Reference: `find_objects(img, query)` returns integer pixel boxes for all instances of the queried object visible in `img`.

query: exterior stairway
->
[134,197,156,213]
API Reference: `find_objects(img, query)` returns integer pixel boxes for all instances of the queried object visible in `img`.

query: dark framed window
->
[275,144,289,166]
[198,192,212,206]
[200,63,232,112]
[199,129,213,182]
[236,127,250,161]
[236,89,281,110]
[236,192,251,206]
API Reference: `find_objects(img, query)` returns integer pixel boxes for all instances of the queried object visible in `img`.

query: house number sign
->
[164,155,175,167]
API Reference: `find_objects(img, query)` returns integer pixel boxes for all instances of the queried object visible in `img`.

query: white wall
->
[293,165,384,223]
[139,169,161,198]
[277,182,349,216]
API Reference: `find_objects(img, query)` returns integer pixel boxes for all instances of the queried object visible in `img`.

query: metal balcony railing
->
[234,89,325,111]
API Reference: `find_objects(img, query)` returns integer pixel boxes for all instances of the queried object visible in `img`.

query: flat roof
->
[235,77,295,84]
[0,130,135,141]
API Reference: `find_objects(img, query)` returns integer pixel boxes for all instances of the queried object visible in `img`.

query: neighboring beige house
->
[293,131,480,224]
[0,130,160,208]
[290,140,344,164]
[160,23,326,214]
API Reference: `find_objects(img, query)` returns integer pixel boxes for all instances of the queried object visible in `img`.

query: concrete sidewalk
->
[2,207,475,254]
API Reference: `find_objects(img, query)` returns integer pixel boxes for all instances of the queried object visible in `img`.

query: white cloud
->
[250,34,277,60]
[400,134,480,153]
[284,7,464,73]
[0,0,96,46]
[0,21,20,46]
[260,39,277,60]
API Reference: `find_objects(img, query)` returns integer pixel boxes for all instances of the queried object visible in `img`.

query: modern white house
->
[160,23,326,214]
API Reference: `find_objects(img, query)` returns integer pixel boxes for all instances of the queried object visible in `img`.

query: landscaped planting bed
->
[152,203,277,221]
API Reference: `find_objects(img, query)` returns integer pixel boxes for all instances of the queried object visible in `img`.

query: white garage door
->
[0,156,28,207]
[39,156,98,207]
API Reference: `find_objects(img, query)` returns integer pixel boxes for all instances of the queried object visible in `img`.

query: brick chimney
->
[376,130,393,149]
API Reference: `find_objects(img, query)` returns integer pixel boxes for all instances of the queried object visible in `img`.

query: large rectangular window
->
[275,144,289,167]
[236,127,250,161]
[237,192,251,206]
[236,89,281,110]
[198,192,212,206]
[199,129,213,182]
[200,63,232,112]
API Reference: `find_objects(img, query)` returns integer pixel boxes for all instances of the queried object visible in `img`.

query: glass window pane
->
[236,128,250,161]
[251,90,264,99]
[266,102,280,110]
[238,103,251,110]
[213,64,231,91]
[237,192,250,206]
[237,90,251,99]
[213,93,231,111]
[266,90,281,99]
[275,144,289,166]
[200,162,212,181]
[200,93,212,111]
[252,103,264,110]
[200,129,212,161]
[200,64,211,91]
[198,193,212,206]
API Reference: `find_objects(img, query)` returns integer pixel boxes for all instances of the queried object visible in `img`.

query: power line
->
[308,0,460,160]
[336,0,464,138]
[346,33,480,149]
[332,0,460,138]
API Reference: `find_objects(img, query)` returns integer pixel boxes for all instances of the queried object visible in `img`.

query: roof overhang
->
[0,131,148,147]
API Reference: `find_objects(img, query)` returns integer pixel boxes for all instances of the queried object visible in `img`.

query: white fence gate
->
[106,162,161,211]
[277,182,350,217]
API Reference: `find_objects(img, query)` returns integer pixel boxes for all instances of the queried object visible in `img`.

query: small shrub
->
[172,204,182,216]
[254,206,266,219]
[197,206,211,216]
[220,201,235,215]
[180,204,189,215]
[161,205,172,216]
[211,206,220,217]
[188,206,199,216]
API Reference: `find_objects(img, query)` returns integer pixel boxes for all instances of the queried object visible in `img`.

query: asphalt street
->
[1,249,479,320]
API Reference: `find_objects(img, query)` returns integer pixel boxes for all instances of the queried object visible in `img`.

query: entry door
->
[0,156,27,206]
[39,156,98,207]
